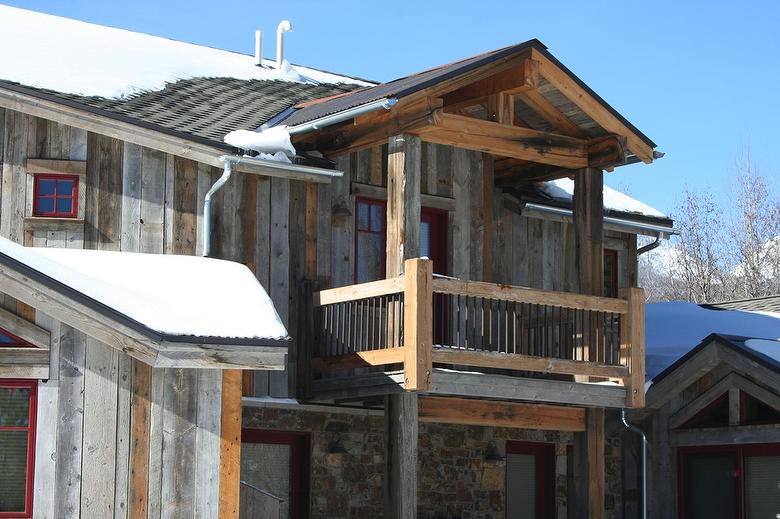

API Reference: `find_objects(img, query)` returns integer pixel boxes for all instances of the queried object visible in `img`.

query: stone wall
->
[243,404,582,519]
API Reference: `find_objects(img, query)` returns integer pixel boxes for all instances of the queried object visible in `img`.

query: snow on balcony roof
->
[540,178,667,219]
[0,5,372,99]
[0,237,288,341]
[645,301,780,382]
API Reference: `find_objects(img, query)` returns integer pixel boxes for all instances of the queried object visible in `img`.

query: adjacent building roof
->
[645,301,780,383]
[702,295,780,314]
[0,236,288,343]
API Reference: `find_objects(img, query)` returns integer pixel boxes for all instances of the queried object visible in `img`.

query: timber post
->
[572,166,606,519]
[403,257,433,391]
[384,133,422,518]
[620,286,646,408]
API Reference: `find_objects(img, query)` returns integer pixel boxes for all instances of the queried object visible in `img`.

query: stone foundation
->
[243,403,584,519]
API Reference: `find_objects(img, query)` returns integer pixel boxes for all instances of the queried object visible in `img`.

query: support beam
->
[402,258,433,391]
[419,397,585,431]
[384,133,422,518]
[572,167,606,519]
[415,110,588,169]
[441,58,539,107]
[530,48,655,163]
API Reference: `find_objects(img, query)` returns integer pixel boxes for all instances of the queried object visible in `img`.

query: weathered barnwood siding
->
[0,110,233,518]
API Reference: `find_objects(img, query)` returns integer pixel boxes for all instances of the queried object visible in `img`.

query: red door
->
[421,208,447,275]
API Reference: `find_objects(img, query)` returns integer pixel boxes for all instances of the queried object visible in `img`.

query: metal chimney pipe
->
[254,30,263,66]
[276,20,292,69]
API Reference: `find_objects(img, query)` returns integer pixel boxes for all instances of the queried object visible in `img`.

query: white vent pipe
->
[254,30,263,66]
[276,20,292,69]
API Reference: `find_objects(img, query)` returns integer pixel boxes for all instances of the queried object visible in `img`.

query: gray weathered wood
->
[384,392,418,519]
[160,368,198,518]
[146,367,165,519]
[81,338,120,517]
[330,154,353,287]
[55,324,87,518]
[0,303,50,348]
[140,148,167,254]
[121,142,143,252]
[194,369,223,518]
[1,110,29,243]
[114,352,134,519]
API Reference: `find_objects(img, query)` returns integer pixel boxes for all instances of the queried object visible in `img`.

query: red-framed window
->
[241,429,310,519]
[603,249,618,298]
[0,379,37,518]
[355,197,387,283]
[678,443,780,519]
[0,328,32,348]
[32,174,79,218]
[506,441,555,519]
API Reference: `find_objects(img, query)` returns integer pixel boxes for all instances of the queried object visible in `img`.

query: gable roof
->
[277,39,656,151]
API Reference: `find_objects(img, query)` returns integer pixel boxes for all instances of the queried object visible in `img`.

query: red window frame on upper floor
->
[32,174,79,218]
[0,379,37,519]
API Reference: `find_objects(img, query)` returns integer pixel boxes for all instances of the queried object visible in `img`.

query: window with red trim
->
[678,443,780,519]
[0,379,37,518]
[506,441,555,519]
[32,174,78,218]
[355,197,386,283]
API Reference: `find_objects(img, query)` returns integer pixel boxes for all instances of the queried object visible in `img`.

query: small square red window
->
[33,174,78,218]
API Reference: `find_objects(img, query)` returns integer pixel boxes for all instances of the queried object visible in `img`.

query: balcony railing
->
[311,258,645,408]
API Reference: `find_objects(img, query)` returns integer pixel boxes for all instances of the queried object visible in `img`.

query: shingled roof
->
[0,78,362,148]
[702,295,780,314]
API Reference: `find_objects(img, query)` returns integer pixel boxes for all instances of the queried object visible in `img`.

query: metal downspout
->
[637,234,662,256]
[621,409,648,519]
[203,156,235,257]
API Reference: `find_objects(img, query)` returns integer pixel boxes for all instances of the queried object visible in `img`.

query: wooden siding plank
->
[1,110,29,243]
[330,154,353,287]
[121,143,142,252]
[194,369,223,518]
[128,360,151,519]
[160,368,198,517]
[139,148,166,254]
[114,352,134,519]
[269,177,290,397]
[218,370,242,519]
[81,338,120,517]
[55,324,87,517]
[173,156,197,255]
[145,367,165,519]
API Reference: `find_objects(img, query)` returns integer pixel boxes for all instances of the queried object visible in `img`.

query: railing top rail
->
[239,480,287,503]
[313,276,404,306]
[430,278,629,314]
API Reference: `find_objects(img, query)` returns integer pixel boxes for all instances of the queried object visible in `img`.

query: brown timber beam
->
[384,133,422,518]
[441,58,539,107]
[572,166,606,519]
[530,48,655,163]
[218,370,242,519]
[419,397,586,431]
[415,110,588,169]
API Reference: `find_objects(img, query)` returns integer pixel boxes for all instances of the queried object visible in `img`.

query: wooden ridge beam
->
[419,396,585,431]
[414,110,588,169]
[530,48,655,163]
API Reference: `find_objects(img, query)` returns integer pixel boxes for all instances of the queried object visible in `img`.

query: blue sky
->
[6,0,779,217]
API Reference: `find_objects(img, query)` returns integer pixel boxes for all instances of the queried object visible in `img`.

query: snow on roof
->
[0,237,288,341]
[0,5,373,99]
[645,301,780,382]
[540,178,667,219]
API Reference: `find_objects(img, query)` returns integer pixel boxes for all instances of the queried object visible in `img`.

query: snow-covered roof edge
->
[0,238,289,345]
[0,5,374,99]
[539,178,669,221]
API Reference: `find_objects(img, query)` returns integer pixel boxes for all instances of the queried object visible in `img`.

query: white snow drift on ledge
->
[0,237,288,341]
[224,126,296,159]
[541,178,667,218]
[0,5,373,99]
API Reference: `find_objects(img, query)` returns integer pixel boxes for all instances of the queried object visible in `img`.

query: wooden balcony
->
[305,258,645,409]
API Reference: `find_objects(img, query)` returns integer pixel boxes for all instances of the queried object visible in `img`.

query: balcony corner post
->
[403,257,433,392]
[623,287,645,408]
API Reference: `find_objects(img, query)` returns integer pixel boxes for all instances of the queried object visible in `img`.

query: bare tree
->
[639,146,780,303]
[726,148,780,298]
